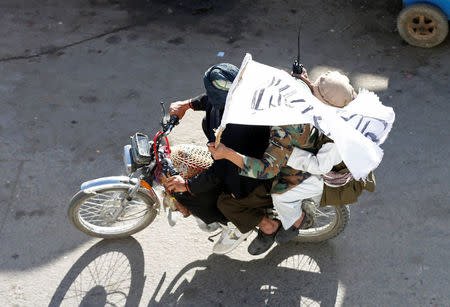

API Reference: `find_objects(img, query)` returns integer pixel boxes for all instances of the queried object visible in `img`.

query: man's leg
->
[217,183,273,233]
[217,183,282,255]
[273,176,323,244]
[273,175,323,229]
[174,189,228,225]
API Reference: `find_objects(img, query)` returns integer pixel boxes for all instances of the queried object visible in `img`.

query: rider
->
[165,63,272,253]
[209,69,358,255]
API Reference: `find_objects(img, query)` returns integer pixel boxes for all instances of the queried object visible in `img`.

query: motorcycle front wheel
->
[68,184,158,239]
[295,204,350,243]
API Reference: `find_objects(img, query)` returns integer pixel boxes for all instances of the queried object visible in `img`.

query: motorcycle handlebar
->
[169,114,179,127]
[162,115,179,136]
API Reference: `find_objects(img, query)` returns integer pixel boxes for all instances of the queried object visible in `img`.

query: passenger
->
[165,63,272,254]
[209,70,358,255]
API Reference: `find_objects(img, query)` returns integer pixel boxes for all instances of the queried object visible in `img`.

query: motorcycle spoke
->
[296,202,340,237]
[79,205,103,213]
[118,209,148,221]
[76,189,152,234]
[314,208,334,218]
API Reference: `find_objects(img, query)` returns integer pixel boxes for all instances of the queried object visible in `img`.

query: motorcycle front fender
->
[81,176,138,192]
[80,176,160,207]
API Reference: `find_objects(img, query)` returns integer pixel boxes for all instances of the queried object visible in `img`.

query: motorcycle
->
[68,105,350,243]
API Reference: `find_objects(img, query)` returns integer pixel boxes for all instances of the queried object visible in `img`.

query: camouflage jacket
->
[240,124,319,194]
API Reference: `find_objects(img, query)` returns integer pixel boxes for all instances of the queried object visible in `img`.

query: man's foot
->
[247,228,279,256]
[275,202,315,244]
[174,200,191,217]
[213,223,251,255]
[275,225,300,244]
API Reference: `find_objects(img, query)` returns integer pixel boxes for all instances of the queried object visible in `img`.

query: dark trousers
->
[217,182,273,233]
[174,189,228,225]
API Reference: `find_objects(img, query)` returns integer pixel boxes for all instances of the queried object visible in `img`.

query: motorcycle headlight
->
[123,145,133,174]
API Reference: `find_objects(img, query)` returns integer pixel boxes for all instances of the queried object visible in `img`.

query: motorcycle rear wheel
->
[68,185,157,239]
[295,204,350,243]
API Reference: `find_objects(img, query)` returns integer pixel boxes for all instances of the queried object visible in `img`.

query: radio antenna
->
[297,25,301,64]
[292,17,304,74]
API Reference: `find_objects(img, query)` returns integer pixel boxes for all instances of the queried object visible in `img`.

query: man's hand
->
[165,175,187,193]
[291,67,309,80]
[169,99,191,120]
[207,142,229,160]
[292,68,314,92]
[208,142,245,168]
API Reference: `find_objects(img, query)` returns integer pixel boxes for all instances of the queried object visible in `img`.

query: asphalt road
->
[0,0,449,306]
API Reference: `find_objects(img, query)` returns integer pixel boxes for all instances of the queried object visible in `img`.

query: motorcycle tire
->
[397,3,448,48]
[294,205,349,243]
[68,184,157,239]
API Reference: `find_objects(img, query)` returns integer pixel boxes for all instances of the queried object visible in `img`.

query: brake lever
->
[160,101,168,126]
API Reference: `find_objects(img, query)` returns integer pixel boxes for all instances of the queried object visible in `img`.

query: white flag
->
[218,53,395,180]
